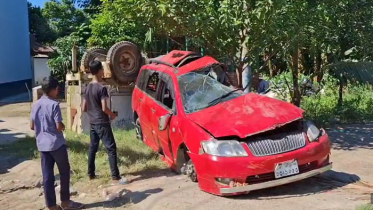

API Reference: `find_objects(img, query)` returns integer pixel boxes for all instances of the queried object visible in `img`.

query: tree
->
[48,25,88,82]
[28,2,56,43]
[74,0,105,14]
[88,1,147,48]
[87,0,373,106]
[43,0,87,38]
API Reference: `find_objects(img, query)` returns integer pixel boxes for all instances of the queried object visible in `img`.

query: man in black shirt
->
[82,60,128,185]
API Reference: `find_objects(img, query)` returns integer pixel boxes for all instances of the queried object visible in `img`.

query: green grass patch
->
[356,204,373,210]
[0,129,166,188]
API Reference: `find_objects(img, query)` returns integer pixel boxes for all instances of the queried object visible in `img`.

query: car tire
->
[186,159,198,182]
[80,47,108,73]
[135,118,143,142]
[107,41,142,84]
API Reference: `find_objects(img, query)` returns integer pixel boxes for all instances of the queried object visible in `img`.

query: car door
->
[149,73,176,163]
[138,70,161,151]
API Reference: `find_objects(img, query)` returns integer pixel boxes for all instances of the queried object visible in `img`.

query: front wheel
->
[185,159,198,182]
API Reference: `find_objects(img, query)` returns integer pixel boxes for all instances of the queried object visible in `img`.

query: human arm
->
[82,88,88,112]
[100,87,116,120]
[54,104,65,132]
[30,105,35,130]
[30,120,35,130]
[82,99,87,112]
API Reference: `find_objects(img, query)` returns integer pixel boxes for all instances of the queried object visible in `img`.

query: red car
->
[132,50,332,196]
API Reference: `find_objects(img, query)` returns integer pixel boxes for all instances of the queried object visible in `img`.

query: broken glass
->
[178,71,242,114]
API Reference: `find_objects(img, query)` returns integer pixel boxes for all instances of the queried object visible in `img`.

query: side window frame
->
[136,69,148,91]
[144,71,160,98]
[156,73,177,114]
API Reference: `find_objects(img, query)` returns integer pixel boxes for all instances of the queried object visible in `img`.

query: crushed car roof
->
[143,50,220,76]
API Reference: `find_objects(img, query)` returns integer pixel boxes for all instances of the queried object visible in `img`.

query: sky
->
[29,0,79,7]
[29,0,50,7]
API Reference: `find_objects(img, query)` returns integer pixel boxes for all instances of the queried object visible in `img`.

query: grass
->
[0,128,166,190]
[356,204,373,210]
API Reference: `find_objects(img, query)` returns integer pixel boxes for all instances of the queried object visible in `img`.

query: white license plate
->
[274,160,299,179]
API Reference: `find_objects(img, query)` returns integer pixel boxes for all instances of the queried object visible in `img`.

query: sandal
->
[111,177,130,185]
[61,201,84,210]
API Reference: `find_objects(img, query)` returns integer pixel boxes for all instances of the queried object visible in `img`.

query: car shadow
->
[230,170,362,200]
[83,188,163,209]
[326,123,373,150]
[128,168,177,183]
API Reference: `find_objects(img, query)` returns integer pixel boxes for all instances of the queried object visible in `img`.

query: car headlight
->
[304,121,321,142]
[201,140,248,157]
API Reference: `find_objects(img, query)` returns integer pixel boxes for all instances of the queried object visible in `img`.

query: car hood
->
[186,93,304,138]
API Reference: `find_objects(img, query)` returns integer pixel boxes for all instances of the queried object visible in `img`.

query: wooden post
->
[71,45,77,73]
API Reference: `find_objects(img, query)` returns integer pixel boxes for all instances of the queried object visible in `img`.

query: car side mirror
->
[159,113,172,131]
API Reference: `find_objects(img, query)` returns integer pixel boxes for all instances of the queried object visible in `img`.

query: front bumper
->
[220,163,332,194]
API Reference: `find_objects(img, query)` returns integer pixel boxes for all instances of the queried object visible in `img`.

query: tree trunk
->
[315,50,322,82]
[291,44,301,107]
[236,62,244,88]
[338,77,343,106]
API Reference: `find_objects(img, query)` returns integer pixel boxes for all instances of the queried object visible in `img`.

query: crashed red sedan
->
[132,50,332,196]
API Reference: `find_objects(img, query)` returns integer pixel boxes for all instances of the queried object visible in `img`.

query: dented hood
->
[186,93,304,138]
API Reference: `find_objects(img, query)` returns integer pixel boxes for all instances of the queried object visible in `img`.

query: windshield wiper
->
[207,88,241,107]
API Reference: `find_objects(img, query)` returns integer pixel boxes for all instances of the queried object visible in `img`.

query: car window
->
[158,81,174,110]
[145,72,159,98]
[136,69,148,90]
[178,72,242,113]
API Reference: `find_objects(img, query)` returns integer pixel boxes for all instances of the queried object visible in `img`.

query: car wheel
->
[185,159,198,182]
[135,118,143,142]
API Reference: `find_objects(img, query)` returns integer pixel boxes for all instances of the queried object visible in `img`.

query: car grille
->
[246,161,318,184]
[247,131,306,157]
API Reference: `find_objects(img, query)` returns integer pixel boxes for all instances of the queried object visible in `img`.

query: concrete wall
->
[0,0,32,85]
[34,58,51,86]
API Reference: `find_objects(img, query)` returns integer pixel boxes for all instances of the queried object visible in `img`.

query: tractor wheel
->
[107,41,142,84]
[80,47,107,73]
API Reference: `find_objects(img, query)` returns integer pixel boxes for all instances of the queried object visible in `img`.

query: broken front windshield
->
[178,72,242,114]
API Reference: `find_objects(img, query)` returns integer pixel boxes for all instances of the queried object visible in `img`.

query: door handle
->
[139,98,143,102]
[151,108,156,113]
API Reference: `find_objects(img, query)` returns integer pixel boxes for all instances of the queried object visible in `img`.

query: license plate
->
[274,160,299,179]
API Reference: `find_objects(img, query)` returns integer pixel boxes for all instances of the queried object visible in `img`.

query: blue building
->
[0,0,32,100]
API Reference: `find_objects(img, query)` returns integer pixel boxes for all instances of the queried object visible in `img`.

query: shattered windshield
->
[178,72,243,114]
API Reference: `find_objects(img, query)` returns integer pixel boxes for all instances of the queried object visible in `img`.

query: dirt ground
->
[1,102,373,210]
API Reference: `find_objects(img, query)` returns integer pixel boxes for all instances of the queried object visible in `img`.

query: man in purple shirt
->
[31,76,83,210]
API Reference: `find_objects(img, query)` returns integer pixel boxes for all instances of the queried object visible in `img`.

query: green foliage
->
[327,62,373,85]
[48,24,89,82]
[43,0,87,38]
[28,2,56,43]
[88,0,147,49]
[301,82,373,126]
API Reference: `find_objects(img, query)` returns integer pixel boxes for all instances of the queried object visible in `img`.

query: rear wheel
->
[80,47,107,73]
[107,41,142,84]
[135,118,143,142]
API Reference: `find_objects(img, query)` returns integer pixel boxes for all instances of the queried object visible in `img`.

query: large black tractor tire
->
[80,47,108,73]
[107,41,142,84]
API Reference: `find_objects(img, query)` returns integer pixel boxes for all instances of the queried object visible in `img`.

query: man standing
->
[31,76,83,210]
[257,73,270,94]
[82,60,128,185]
